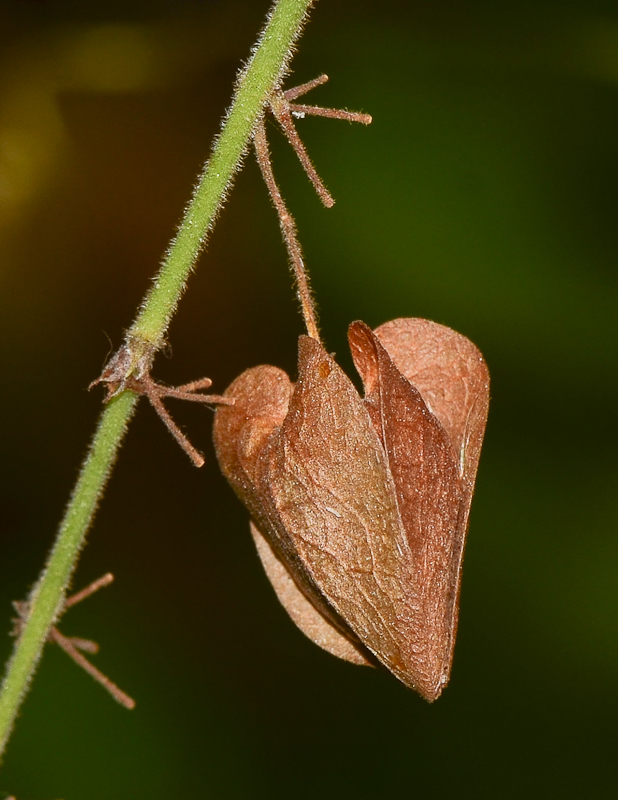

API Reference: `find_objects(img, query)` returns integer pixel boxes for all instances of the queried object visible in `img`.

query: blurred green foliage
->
[1,0,617,797]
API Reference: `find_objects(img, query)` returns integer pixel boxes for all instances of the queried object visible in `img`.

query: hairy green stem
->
[0,393,138,756]
[131,0,315,347]
[0,0,315,762]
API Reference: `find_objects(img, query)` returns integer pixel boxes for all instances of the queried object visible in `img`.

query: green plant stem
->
[0,0,315,762]
[131,0,315,348]
[0,394,137,755]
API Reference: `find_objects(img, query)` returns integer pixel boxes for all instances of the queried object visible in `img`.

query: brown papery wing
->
[249,520,372,666]
[349,321,466,699]
[262,335,443,697]
[213,364,293,538]
[372,319,489,647]
[213,362,346,636]
[372,318,490,499]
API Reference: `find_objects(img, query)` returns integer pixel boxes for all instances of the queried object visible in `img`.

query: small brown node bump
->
[12,574,135,710]
[318,361,331,379]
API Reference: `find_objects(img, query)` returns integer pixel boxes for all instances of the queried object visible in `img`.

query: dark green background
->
[1,0,617,797]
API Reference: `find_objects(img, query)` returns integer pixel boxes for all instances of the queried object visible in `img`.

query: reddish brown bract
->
[213,318,489,701]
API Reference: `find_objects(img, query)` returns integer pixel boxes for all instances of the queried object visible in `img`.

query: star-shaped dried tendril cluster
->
[12,574,135,709]
[254,75,371,340]
[262,73,372,209]
[90,340,233,468]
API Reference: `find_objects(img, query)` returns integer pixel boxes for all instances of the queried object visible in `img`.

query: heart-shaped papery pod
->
[213,319,489,700]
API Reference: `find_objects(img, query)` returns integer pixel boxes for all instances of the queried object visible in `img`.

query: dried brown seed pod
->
[213,318,489,701]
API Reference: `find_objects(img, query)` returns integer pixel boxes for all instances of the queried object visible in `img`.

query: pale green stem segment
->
[0,0,315,762]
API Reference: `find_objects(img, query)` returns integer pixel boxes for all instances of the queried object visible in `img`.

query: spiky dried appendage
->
[269,74,372,207]
[254,75,371,341]
[91,340,233,467]
[12,574,135,709]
